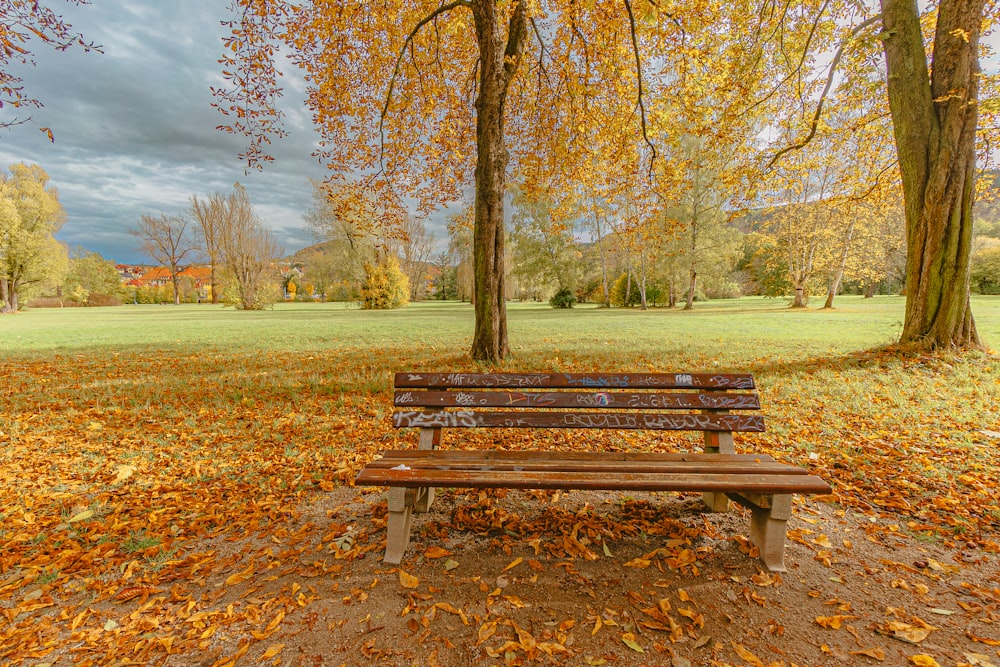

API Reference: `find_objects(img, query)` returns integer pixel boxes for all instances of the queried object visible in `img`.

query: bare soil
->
[160,486,999,667]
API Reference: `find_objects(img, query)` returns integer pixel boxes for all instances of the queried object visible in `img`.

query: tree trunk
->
[639,250,648,310]
[685,269,697,310]
[792,285,808,308]
[823,269,843,309]
[880,0,983,349]
[594,206,611,308]
[469,0,526,363]
[824,220,856,309]
[864,281,877,298]
[0,277,9,313]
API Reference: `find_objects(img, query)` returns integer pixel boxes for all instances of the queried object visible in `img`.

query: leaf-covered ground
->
[1,337,999,666]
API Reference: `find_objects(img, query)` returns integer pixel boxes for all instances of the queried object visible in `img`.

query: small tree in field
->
[360,256,410,310]
[131,213,196,305]
[217,185,281,311]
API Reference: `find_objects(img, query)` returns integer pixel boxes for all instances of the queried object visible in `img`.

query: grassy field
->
[5,294,1000,356]
[1,296,999,664]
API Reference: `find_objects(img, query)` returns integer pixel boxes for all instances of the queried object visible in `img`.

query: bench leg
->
[748,494,792,572]
[413,426,440,513]
[413,487,435,513]
[702,430,733,512]
[702,491,730,513]
[385,487,414,564]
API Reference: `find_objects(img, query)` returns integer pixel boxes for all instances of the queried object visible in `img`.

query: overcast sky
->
[0,0,366,264]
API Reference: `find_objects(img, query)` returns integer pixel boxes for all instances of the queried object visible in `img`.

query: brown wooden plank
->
[355,468,832,495]
[395,372,755,390]
[363,456,804,476]
[394,390,760,410]
[376,449,777,463]
[392,410,765,432]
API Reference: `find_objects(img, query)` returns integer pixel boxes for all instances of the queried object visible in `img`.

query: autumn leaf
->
[398,570,419,589]
[423,546,452,559]
[908,655,941,667]
[621,632,644,653]
[225,563,255,587]
[261,644,284,659]
[816,614,858,629]
[850,647,887,661]
[732,642,766,667]
[503,557,524,572]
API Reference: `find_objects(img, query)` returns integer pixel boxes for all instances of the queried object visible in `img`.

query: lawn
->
[1,297,998,666]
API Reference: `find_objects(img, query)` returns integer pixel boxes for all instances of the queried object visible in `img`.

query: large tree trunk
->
[0,277,10,313]
[469,1,526,363]
[880,0,983,349]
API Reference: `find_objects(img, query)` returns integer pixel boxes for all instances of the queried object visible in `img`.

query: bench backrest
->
[393,372,762,453]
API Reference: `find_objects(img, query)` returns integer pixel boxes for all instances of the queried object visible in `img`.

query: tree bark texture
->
[880,0,983,349]
[470,1,527,362]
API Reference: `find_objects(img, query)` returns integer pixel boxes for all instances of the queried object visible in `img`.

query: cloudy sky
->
[0,1,362,264]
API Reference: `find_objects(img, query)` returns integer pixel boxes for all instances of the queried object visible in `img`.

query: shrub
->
[361,257,410,309]
[549,287,576,308]
[971,246,1000,295]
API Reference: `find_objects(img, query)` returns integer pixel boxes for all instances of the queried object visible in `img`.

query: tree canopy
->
[217,0,996,355]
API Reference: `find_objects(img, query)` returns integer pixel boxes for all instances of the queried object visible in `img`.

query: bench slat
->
[355,467,832,495]
[376,449,776,463]
[364,457,805,476]
[394,390,761,410]
[395,372,755,390]
[392,410,765,432]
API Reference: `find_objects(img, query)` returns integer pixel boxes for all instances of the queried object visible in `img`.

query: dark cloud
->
[0,0,325,263]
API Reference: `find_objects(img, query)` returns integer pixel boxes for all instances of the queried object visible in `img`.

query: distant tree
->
[63,249,123,305]
[0,0,99,133]
[971,246,1000,295]
[0,163,69,312]
[190,192,226,303]
[216,185,281,310]
[360,256,409,310]
[391,215,434,301]
[509,189,581,301]
[303,180,377,290]
[131,213,196,305]
[446,209,475,303]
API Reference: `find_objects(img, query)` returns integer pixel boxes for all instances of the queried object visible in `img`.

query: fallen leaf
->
[732,642,766,666]
[850,647,887,661]
[908,655,940,667]
[398,570,419,589]
[68,509,94,523]
[423,546,452,559]
[503,557,523,572]
[261,644,284,659]
[621,632,644,653]
[816,615,858,629]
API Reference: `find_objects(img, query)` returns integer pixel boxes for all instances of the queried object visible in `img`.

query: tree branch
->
[766,15,881,169]
[379,0,473,170]
[623,0,657,178]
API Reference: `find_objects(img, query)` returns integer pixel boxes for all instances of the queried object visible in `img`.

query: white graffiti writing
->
[393,410,479,428]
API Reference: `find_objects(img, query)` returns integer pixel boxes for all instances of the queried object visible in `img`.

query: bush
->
[549,287,576,308]
[971,246,1000,294]
[361,257,410,309]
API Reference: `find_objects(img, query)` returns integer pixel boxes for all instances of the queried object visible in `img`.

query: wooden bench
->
[355,372,831,571]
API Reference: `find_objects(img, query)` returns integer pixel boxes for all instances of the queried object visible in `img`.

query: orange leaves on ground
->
[422,546,452,559]
[815,614,858,629]
[398,570,419,589]
[850,647,887,661]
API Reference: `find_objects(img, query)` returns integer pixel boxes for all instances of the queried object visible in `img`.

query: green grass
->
[4,295,998,358]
